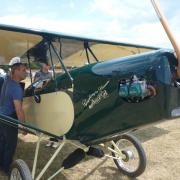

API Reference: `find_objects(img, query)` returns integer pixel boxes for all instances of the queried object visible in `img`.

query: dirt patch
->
[0,118,180,180]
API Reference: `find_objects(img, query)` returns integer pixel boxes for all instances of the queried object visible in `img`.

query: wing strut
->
[48,42,58,90]
[49,41,74,84]
[84,41,99,63]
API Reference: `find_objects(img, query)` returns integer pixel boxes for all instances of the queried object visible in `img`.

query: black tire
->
[9,159,32,180]
[112,133,146,177]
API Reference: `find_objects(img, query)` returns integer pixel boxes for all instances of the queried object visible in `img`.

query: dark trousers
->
[0,115,18,173]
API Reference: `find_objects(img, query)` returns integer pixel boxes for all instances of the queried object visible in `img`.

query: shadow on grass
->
[98,166,137,180]
[131,126,169,143]
[80,157,136,180]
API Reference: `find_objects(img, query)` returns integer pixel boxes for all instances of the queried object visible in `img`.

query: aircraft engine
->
[118,75,156,103]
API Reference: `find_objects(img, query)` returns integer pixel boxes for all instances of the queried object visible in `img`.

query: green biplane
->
[0,0,179,179]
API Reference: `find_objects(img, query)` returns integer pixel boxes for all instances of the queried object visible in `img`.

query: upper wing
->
[0,23,159,67]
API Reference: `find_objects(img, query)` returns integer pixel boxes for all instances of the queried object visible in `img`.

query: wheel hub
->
[121,150,134,162]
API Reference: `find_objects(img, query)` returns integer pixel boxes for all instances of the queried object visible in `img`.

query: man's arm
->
[13,100,25,122]
[34,72,40,82]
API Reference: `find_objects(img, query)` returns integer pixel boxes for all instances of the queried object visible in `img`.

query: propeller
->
[151,0,180,78]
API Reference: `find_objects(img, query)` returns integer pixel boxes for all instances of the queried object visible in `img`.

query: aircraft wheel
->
[111,133,146,177]
[9,159,32,180]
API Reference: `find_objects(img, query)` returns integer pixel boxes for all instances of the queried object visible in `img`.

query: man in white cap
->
[9,57,21,66]
[0,56,27,174]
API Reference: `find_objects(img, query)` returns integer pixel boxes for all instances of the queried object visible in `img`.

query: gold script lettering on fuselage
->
[82,81,110,109]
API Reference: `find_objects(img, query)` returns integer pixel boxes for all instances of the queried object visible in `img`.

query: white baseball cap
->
[9,57,21,66]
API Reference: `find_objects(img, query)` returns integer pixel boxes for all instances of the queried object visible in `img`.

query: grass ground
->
[0,118,180,180]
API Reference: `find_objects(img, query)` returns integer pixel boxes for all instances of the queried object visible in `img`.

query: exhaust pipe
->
[151,0,180,77]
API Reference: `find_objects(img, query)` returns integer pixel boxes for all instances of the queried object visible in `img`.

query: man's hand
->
[18,124,28,135]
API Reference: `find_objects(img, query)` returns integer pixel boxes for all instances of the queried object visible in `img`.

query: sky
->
[0,0,179,49]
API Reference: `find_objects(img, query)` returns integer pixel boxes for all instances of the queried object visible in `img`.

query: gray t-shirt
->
[34,70,52,82]
[0,78,23,115]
